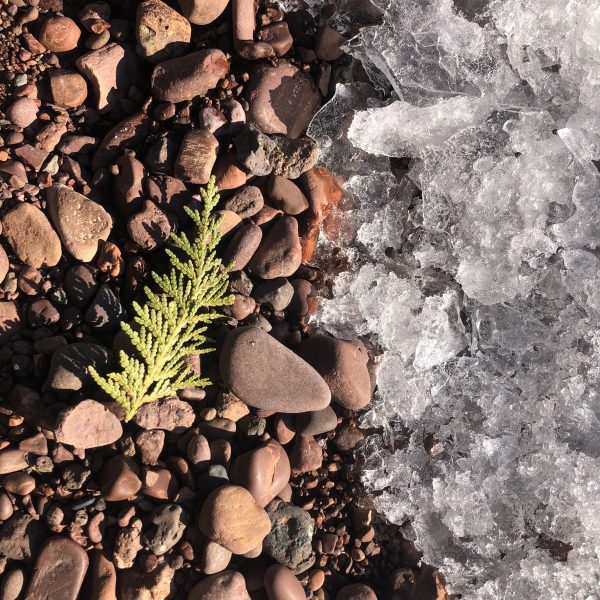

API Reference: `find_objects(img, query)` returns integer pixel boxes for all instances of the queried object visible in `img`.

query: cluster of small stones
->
[0,0,448,599]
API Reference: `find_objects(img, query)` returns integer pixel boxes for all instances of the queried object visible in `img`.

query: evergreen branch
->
[89,177,234,421]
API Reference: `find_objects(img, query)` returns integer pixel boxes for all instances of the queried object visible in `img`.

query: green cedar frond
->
[89,176,234,421]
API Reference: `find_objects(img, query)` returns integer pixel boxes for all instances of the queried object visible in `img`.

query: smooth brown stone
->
[88,550,117,600]
[213,153,247,191]
[47,185,112,262]
[198,485,271,555]
[177,0,229,25]
[220,326,330,413]
[3,472,35,495]
[335,584,378,600]
[6,98,38,128]
[114,153,146,216]
[55,399,123,449]
[136,0,191,63]
[188,570,250,600]
[230,439,290,507]
[258,22,293,57]
[200,541,232,575]
[0,301,22,345]
[290,435,322,475]
[296,405,338,436]
[133,398,195,433]
[223,223,262,271]
[2,203,62,269]
[266,175,309,215]
[0,568,24,600]
[39,16,81,52]
[299,335,371,410]
[151,49,229,103]
[100,455,142,501]
[174,128,218,184]
[24,537,89,600]
[247,215,302,279]
[245,62,320,138]
[222,186,264,219]
[264,565,305,600]
[49,69,88,108]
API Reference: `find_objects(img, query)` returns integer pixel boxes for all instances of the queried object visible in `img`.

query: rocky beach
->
[0,0,445,598]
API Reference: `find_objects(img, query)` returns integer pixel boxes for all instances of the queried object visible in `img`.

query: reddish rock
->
[49,69,88,108]
[213,153,247,191]
[127,200,173,250]
[174,128,219,184]
[233,0,274,60]
[188,571,251,600]
[336,584,378,600]
[100,455,142,501]
[133,398,195,432]
[245,62,320,138]
[290,435,323,475]
[267,175,309,215]
[6,98,38,128]
[264,565,305,600]
[151,49,229,103]
[55,399,123,449]
[39,16,81,52]
[177,0,229,25]
[201,541,232,575]
[88,550,117,600]
[23,537,89,600]
[223,223,262,271]
[0,301,21,345]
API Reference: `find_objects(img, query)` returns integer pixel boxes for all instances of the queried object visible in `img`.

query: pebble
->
[0,302,22,345]
[39,17,81,52]
[88,550,117,600]
[141,503,188,555]
[0,161,28,189]
[177,0,229,25]
[136,429,165,465]
[264,565,306,600]
[55,399,123,449]
[222,186,264,219]
[223,223,262,271]
[188,570,251,600]
[132,398,195,432]
[100,454,142,501]
[113,519,143,569]
[46,342,111,391]
[128,200,173,250]
[78,2,111,33]
[47,185,112,262]
[214,391,250,422]
[288,279,312,316]
[0,514,45,560]
[0,569,24,600]
[2,203,62,269]
[119,562,174,600]
[264,498,315,573]
[290,435,323,475]
[213,154,247,191]
[197,417,236,442]
[76,43,138,112]
[136,0,191,63]
[85,283,125,332]
[296,405,338,436]
[230,439,290,507]
[258,22,293,57]
[315,25,347,61]
[48,69,88,108]
[334,425,365,452]
[245,62,320,138]
[151,49,229,103]
[142,466,177,499]
[267,175,309,215]
[174,128,219,184]
[58,134,98,155]
[14,145,48,171]
[23,537,88,600]
[0,247,9,285]
[335,584,378,600]
[247,215,302,279]
[0,492,13,520]
[64,264,99,308]
[37,122,67,152]
[201,541,232,575]
[114,153,145,216]
[233,0,274,60]
[6,98,38,128]
[253,278,294,311]
[198,485,271,555]
[220,326,330,413]
[86,29,110,49]
[299,335,371,410]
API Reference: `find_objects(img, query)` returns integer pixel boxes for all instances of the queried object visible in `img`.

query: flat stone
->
[264,498,315,573]
[77,43,139,113]
[266,175,309,215]
[2,203,62,269]
[0,160,27,189]
[39,16,81,52]
[48,69,88,108]
[133,398,195,432]
[127,200,173,250]
[252,278,294,311]
[58,135,98,155]
[315,25,347,61]
[14,144,49,171]
[0,568,25,600]
[47,185,112,262]
[264,565,306,600]
[245,62,320,138]
[177,0,229,25]
[335,584,378,600]
[230,439,290,507]
[0,449,28,474]
[85,283,124,332]
[151,49,228,103]
[6,98,38,128]
[93,113,152,171]
[136,0,191,63]
[213,153,247,191]
[201,541,232,575]
[188,571,251,600]
[64,264,98,308]
[36,122,67,152]
[222,223,262,271]
[222,186,264,219]
[46,342,112,391]
[0,301,22,345]
[198,485,271,555]
[88,550,117,600]
[100,454,142,501]
[174,128,219,184]
[257,22,293,57]
[55,399,123,449]
[219,326,330,413]
[247,215,302,279]
[290,434,322,475]
[298,335,371,410]
[296,405,338,436]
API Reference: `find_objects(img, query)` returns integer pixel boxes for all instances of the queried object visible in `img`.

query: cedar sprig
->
[90,176,234,421]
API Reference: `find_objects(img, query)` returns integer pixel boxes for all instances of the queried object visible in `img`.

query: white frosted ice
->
[308,0,600,597]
